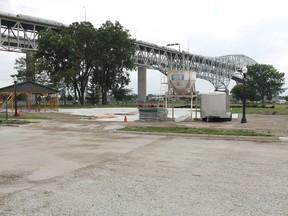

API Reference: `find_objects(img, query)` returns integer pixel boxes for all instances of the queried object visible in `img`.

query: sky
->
[0,0,288,96]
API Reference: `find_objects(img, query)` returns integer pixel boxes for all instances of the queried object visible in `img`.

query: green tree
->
[230,83,260,102]
[93,21,136,105]
[14,54,49,84]
[36,21,135,105]
[14,56,33,81]
[86,81,101,105]
[247,64,285,103]
[230,84,243,102]
[36,22,99,105]
[111,87,136,104]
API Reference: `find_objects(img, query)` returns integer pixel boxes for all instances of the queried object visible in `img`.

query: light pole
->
[241,66,248,123]
[13,76,18,116]
[83,6,86,21]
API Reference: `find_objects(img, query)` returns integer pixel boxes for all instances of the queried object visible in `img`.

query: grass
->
[0,119,31,125]
[231,104,288,115]
[0,113,49,125]
[120,126,273,137]
[0,114,49,120]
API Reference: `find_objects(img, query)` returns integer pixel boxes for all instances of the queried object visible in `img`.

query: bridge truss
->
[0,12,62,52]
[135,40,257,91]
[0,12,257,91]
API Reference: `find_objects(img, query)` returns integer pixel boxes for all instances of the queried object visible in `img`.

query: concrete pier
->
[138,67,146,102]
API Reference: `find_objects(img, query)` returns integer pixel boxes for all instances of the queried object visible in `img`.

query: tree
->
[111,87,136,104]
[93,21,136,104]
[230,83,260,102]
[14,54,49,84]
[36,22,99,105]
[86,80,101,105]
[36,21,136,105]
[14,56,33,81]
[246,64,286,103]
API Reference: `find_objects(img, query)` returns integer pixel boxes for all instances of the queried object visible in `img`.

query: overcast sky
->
[1,0,288,95]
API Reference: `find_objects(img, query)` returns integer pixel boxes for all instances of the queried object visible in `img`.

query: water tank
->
[167,70,196,95]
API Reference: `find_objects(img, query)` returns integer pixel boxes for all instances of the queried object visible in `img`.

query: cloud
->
[0,52,24,86]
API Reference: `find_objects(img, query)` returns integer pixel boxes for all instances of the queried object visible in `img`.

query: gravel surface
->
[0,110,287,216]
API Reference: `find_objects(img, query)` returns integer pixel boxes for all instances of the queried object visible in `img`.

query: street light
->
[241,66,248,123]
[13,76,18,116]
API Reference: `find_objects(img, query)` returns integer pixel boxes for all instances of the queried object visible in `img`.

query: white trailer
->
[200,92,232,122]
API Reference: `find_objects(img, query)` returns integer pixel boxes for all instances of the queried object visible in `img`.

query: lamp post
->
[13,76,18,116]
[83,7,86,21]
[241,66,248,123]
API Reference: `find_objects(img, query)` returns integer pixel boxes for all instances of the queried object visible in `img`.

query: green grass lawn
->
[0,119,31,125]
[0,114,48,120]
[231,104,288,115]
[120,126,273,137]
[0,113,48,125]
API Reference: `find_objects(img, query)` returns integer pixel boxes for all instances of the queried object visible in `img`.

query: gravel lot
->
[0,110,287,216]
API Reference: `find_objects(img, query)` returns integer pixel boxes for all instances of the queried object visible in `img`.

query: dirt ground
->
[0,111,287,215]
[29,110,288,137]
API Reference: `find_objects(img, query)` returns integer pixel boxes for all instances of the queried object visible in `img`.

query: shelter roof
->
[0,81,59,94]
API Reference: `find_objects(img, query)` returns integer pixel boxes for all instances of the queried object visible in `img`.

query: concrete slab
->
[59,107,203,122]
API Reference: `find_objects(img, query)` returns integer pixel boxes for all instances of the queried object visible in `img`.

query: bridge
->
[0,11,257,100]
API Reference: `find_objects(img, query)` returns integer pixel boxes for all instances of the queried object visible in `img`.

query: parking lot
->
[0,109,287,215]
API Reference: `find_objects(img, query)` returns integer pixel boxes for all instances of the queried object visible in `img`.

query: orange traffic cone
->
[124,116,128,123]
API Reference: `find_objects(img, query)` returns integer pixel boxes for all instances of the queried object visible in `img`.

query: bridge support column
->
[138,67,147,102]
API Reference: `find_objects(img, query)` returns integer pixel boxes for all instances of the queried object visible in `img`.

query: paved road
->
[0,111,287,215]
